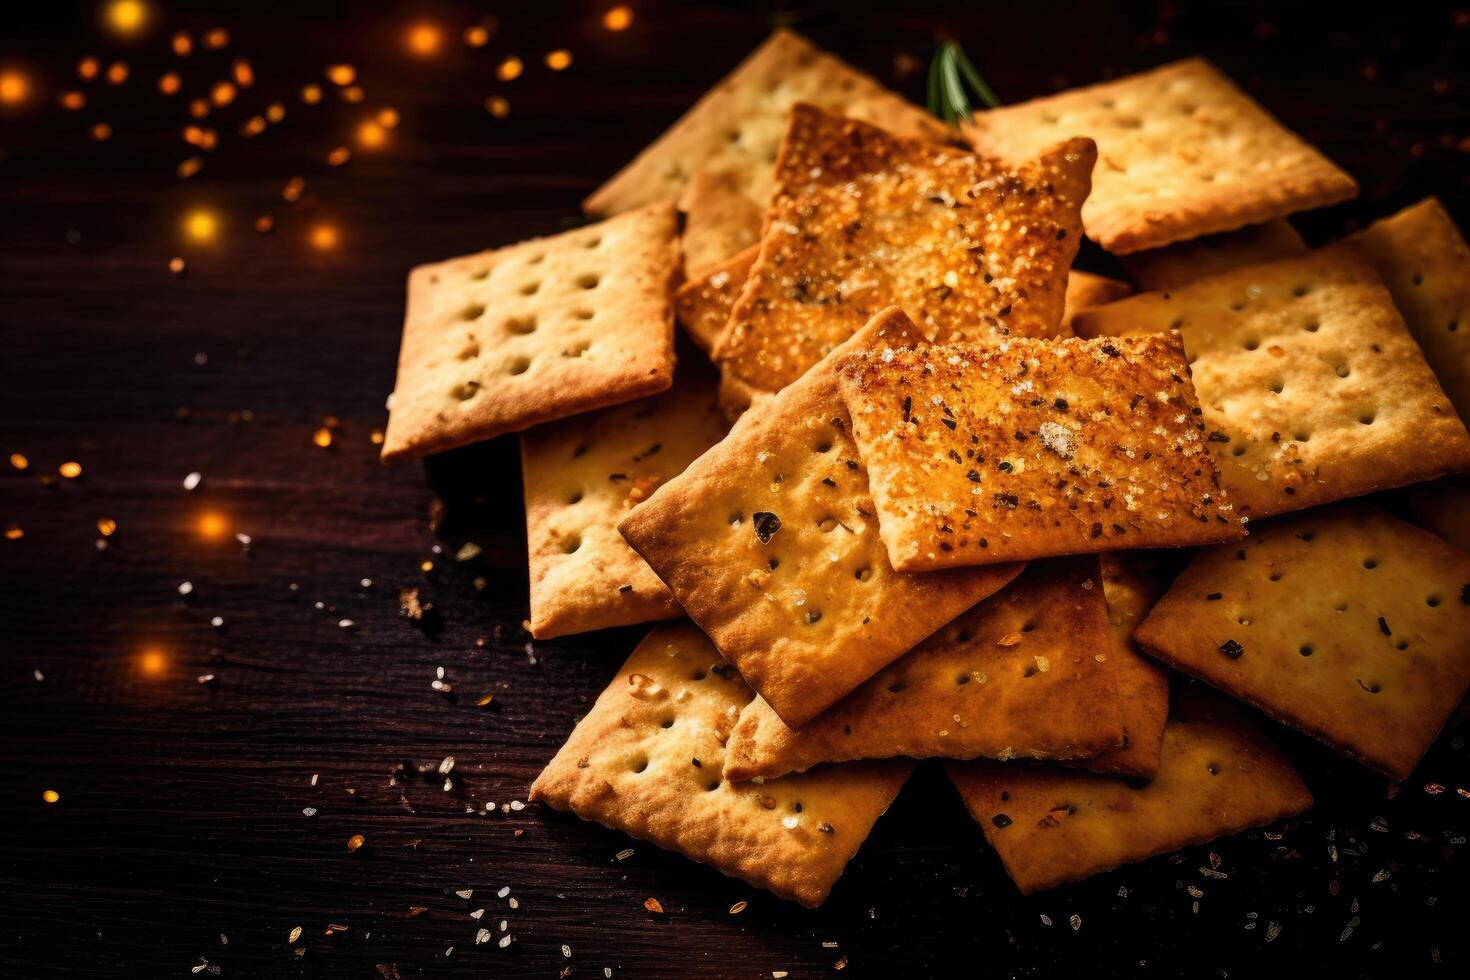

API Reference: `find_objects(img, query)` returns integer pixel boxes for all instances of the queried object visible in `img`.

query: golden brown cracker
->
[1061,271,1133,334]
[674,245,758,353]
[678,172,763,278]
[965,58,1356,254]
[1134,504,1470,781]
[1122,218,1307,291]
[1088,554,1171,778]
[529,623,912,907]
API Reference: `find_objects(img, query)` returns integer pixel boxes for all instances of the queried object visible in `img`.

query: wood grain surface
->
[1,1,1468,976]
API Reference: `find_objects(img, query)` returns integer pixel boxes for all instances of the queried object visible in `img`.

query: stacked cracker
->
[381,32,1470,906]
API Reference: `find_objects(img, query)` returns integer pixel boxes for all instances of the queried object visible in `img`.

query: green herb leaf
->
[926,40,1001,126]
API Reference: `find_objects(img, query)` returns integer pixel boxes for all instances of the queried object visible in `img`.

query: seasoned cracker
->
[948,689,1311,893]
[619,309,1022,727]
[1060,271,1132,334]
[1073,247,1470,518]
[965,58,1356,254]
[382,203,679,462]
[678,171,763,278]
[723,557,1125,782]
[674,245,759,354]
[835,330,1240,572]
[1087,554,1171,778]
[1347,198,1470,423]
[521,368,729,638]
[1135,504,1470,781]
[1122,218,1307,291]
[529,623,912,907]
[585,30,945,216]
[714,103,1094,392]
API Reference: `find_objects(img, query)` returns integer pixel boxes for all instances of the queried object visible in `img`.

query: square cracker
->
[674,244,759,354]
[723,557,1126,782]
[1347,198,1470,424]
[585,29,947,216]
[714,103,1094,393]
[1121,218,1307,291]
[678,172,763,279]
[1072,247,1470,519]
[619,308,1023,727]
[947,689,1312,894]
[965,58,1357,254]
[835,330,1241,572]
[1060,271,1132,334]
[1133,503,1470,781]
[1395,476,1470,553]
[382,203,680,462]
[529,622,912,907]
[520,368,730,639]
[1087,554,1171,778]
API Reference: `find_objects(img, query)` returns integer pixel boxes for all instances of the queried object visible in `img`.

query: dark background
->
[2,1,1468,977]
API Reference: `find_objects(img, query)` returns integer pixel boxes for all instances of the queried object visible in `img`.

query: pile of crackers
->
[382,32,1470,906]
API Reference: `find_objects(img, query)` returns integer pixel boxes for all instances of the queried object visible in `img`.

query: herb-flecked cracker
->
[948,689,1311,894]
[714,103,1094,393]
[382,203,679,462]
[678,171,763,278]
[619,309,1023,727]
[835,331,1241,572]
[722,557,1125,782]
[1073,247,1470,518]
[585,30,946,216]
[965,58,1356,254]
[520,369,729,638]
[674,245,759,354]
[1134,504,1470,781]
[529,623,912,907]
[1122,218,1307,291]
[1347,198,1470,424]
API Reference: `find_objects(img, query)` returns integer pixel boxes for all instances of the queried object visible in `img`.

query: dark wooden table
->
[3,1,1468,976]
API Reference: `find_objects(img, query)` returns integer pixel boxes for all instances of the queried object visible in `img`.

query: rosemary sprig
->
[927,41,1001,125]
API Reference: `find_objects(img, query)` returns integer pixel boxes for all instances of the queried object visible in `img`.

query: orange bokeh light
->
[0,70,30,105]
[196,510,229,540]
[406,22,442,56]
[356,120,386,149]
[603,6,634,31]
[309,224,340,251]
[104,1,148,36]
[139,648,167,676]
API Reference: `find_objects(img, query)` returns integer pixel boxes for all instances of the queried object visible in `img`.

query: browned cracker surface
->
[836,331,1241,572]
[948,689,1311,893]
[619,309,1022,727]
[1122,218,1307,291]
[529,623,912,907]
[1073,247,1470,519]
[965,58,1357,254]
[678,171,763,278]
[1348,198,1470,424]
[723,557,1125,781]
[714,103,1093,393]
[521,368,729,638]
[1088,554,1171,778]
[382,203,679,461]
[585,30,945,216]
[1061,271,1133,334]
[674,245,759,354]
[1134,504,1470,781]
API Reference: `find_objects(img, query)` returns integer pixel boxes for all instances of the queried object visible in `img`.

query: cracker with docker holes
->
[835,330,1241,573]
[382,203,679,462]
[948,689,1312,894]
[1348,198,1470,424]
[1088,554,1171,778]
[520,369,730,639]
[1134,504,1470,781]
[1060,271,1132,334]
[1073,247,1470,519]
[619,309,1023,727]
[714,104,1094,393]
[723,557,1125,782]
[529,623,912,907]
[1122,218,1307,291]
[585,29,946,216]
[965,58,1357,254]
[678,172,763,279]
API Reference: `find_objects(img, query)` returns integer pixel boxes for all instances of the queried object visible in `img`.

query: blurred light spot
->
[183,209,219,243]
[545,49,572,71]
[326,64,356,86]
[255,214,274,234]
[485,96,509,118]
[210,81,236,107]
[376,107,399,129]
[309,224,340,251]
[356,120,386,149]
[239,115,266,137]
[106,61,129,85]
[59,461,83,478]
[340,85,364,103]
[42,789,60,804]
[90,122,113,142]
[9,452,29,470]
[172,32,192,57]
[98,518,117,536]
[327,146,350,166]
[177,157,202,179]
[496,56,523,81]
[139,648,167,676]
[78,56,101,80]
[203,28,229,49]
[300,83,322,105]
[464,24,492,47]
[232,59,254,88]
[4,523,22,540]
[158,71,180,95]
[60,91,86,111]
[197,511,228,540]
[104,0,148,36]
[168,255,186,275]
[189,98,209,119]
[406,22,442,56]
[313,426,335,446]
[0,70,30,105]
[603,6,634,31]
[265,102,285,122]
[282,176,305,202]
